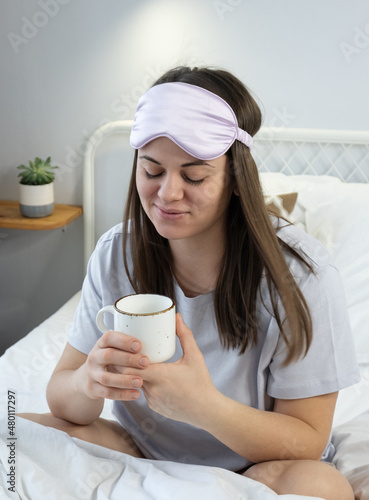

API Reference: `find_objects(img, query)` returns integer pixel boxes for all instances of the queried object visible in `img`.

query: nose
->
[158,172,184,202]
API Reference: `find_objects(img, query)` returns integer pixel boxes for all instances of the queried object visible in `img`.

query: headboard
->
[83,122,369,270]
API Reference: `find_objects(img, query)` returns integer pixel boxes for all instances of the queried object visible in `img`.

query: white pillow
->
[300,182,369,350]
[259,173,342,231]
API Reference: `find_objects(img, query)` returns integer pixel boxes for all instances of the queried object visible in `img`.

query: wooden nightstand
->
[0,200,82,230]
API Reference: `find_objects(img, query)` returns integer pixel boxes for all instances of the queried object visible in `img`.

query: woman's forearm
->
[46,366,104,425]
[195,392,326,464]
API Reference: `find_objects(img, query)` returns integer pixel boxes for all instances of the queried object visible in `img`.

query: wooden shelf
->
[0,200,82,230]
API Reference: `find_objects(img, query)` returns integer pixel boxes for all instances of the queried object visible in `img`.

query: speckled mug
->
[96,294,176,363]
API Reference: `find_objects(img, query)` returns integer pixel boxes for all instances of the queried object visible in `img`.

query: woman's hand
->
[139,313,220,427]
[81,331,151,402]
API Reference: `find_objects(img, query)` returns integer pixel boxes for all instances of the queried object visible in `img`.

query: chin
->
[155,227,187,241]
[151,221,189,241]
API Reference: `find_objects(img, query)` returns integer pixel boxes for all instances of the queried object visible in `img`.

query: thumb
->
[176,313,199,357]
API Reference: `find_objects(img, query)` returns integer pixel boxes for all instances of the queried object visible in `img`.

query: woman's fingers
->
[83,330,150,401]
[98,330,142,353]
[95,345,150,370]
[85,364,143,400]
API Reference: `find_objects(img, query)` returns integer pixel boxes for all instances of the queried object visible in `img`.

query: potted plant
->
[17,157,58,218]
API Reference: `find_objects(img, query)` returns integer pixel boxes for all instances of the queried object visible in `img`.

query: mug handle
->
[96,305,115,333]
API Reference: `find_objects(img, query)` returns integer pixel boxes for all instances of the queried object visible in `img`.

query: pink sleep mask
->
[130,82,253,160]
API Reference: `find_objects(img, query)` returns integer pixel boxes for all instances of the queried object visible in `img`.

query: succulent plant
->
[17,157,58,185]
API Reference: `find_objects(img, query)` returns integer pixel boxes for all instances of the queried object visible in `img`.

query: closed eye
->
[144,170,163,180]
[144,170,204,185]
[183,175,204,186]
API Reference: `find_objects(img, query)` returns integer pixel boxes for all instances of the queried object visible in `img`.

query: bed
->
[1,123,369,500]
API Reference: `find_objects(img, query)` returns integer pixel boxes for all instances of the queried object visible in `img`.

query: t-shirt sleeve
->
[67,224,134,355]
[267,262,360,399]
[67,245,106,354]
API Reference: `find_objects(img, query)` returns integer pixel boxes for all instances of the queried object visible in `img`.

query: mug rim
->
[114,293,175,316]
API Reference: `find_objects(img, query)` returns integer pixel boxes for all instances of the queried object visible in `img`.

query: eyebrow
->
[138,155,214,168]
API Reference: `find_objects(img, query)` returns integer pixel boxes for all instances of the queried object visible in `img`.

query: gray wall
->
[1,0,368,353]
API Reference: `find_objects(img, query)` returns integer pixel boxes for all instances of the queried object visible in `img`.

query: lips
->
[158,207,184,214]
[155,205,189,220]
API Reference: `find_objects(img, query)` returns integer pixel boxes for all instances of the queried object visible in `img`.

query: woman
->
[21,66,359,499]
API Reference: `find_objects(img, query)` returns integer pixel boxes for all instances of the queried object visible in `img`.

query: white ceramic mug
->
[96,294,176,363]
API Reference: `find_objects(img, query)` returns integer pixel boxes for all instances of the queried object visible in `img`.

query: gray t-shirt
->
[68,221,360,471]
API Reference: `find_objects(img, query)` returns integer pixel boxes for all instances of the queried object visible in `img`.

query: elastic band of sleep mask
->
[130,82,253,160]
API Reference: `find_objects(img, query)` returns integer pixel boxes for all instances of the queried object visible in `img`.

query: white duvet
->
[1,174,369,500]
[0,418,320,500]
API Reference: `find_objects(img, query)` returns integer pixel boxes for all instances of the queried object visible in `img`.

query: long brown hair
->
[123,66,312,365]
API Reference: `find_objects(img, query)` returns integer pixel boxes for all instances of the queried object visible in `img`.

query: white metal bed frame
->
[83,122,369,270]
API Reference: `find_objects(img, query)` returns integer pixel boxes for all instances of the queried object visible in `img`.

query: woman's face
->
[136,137,234,244]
